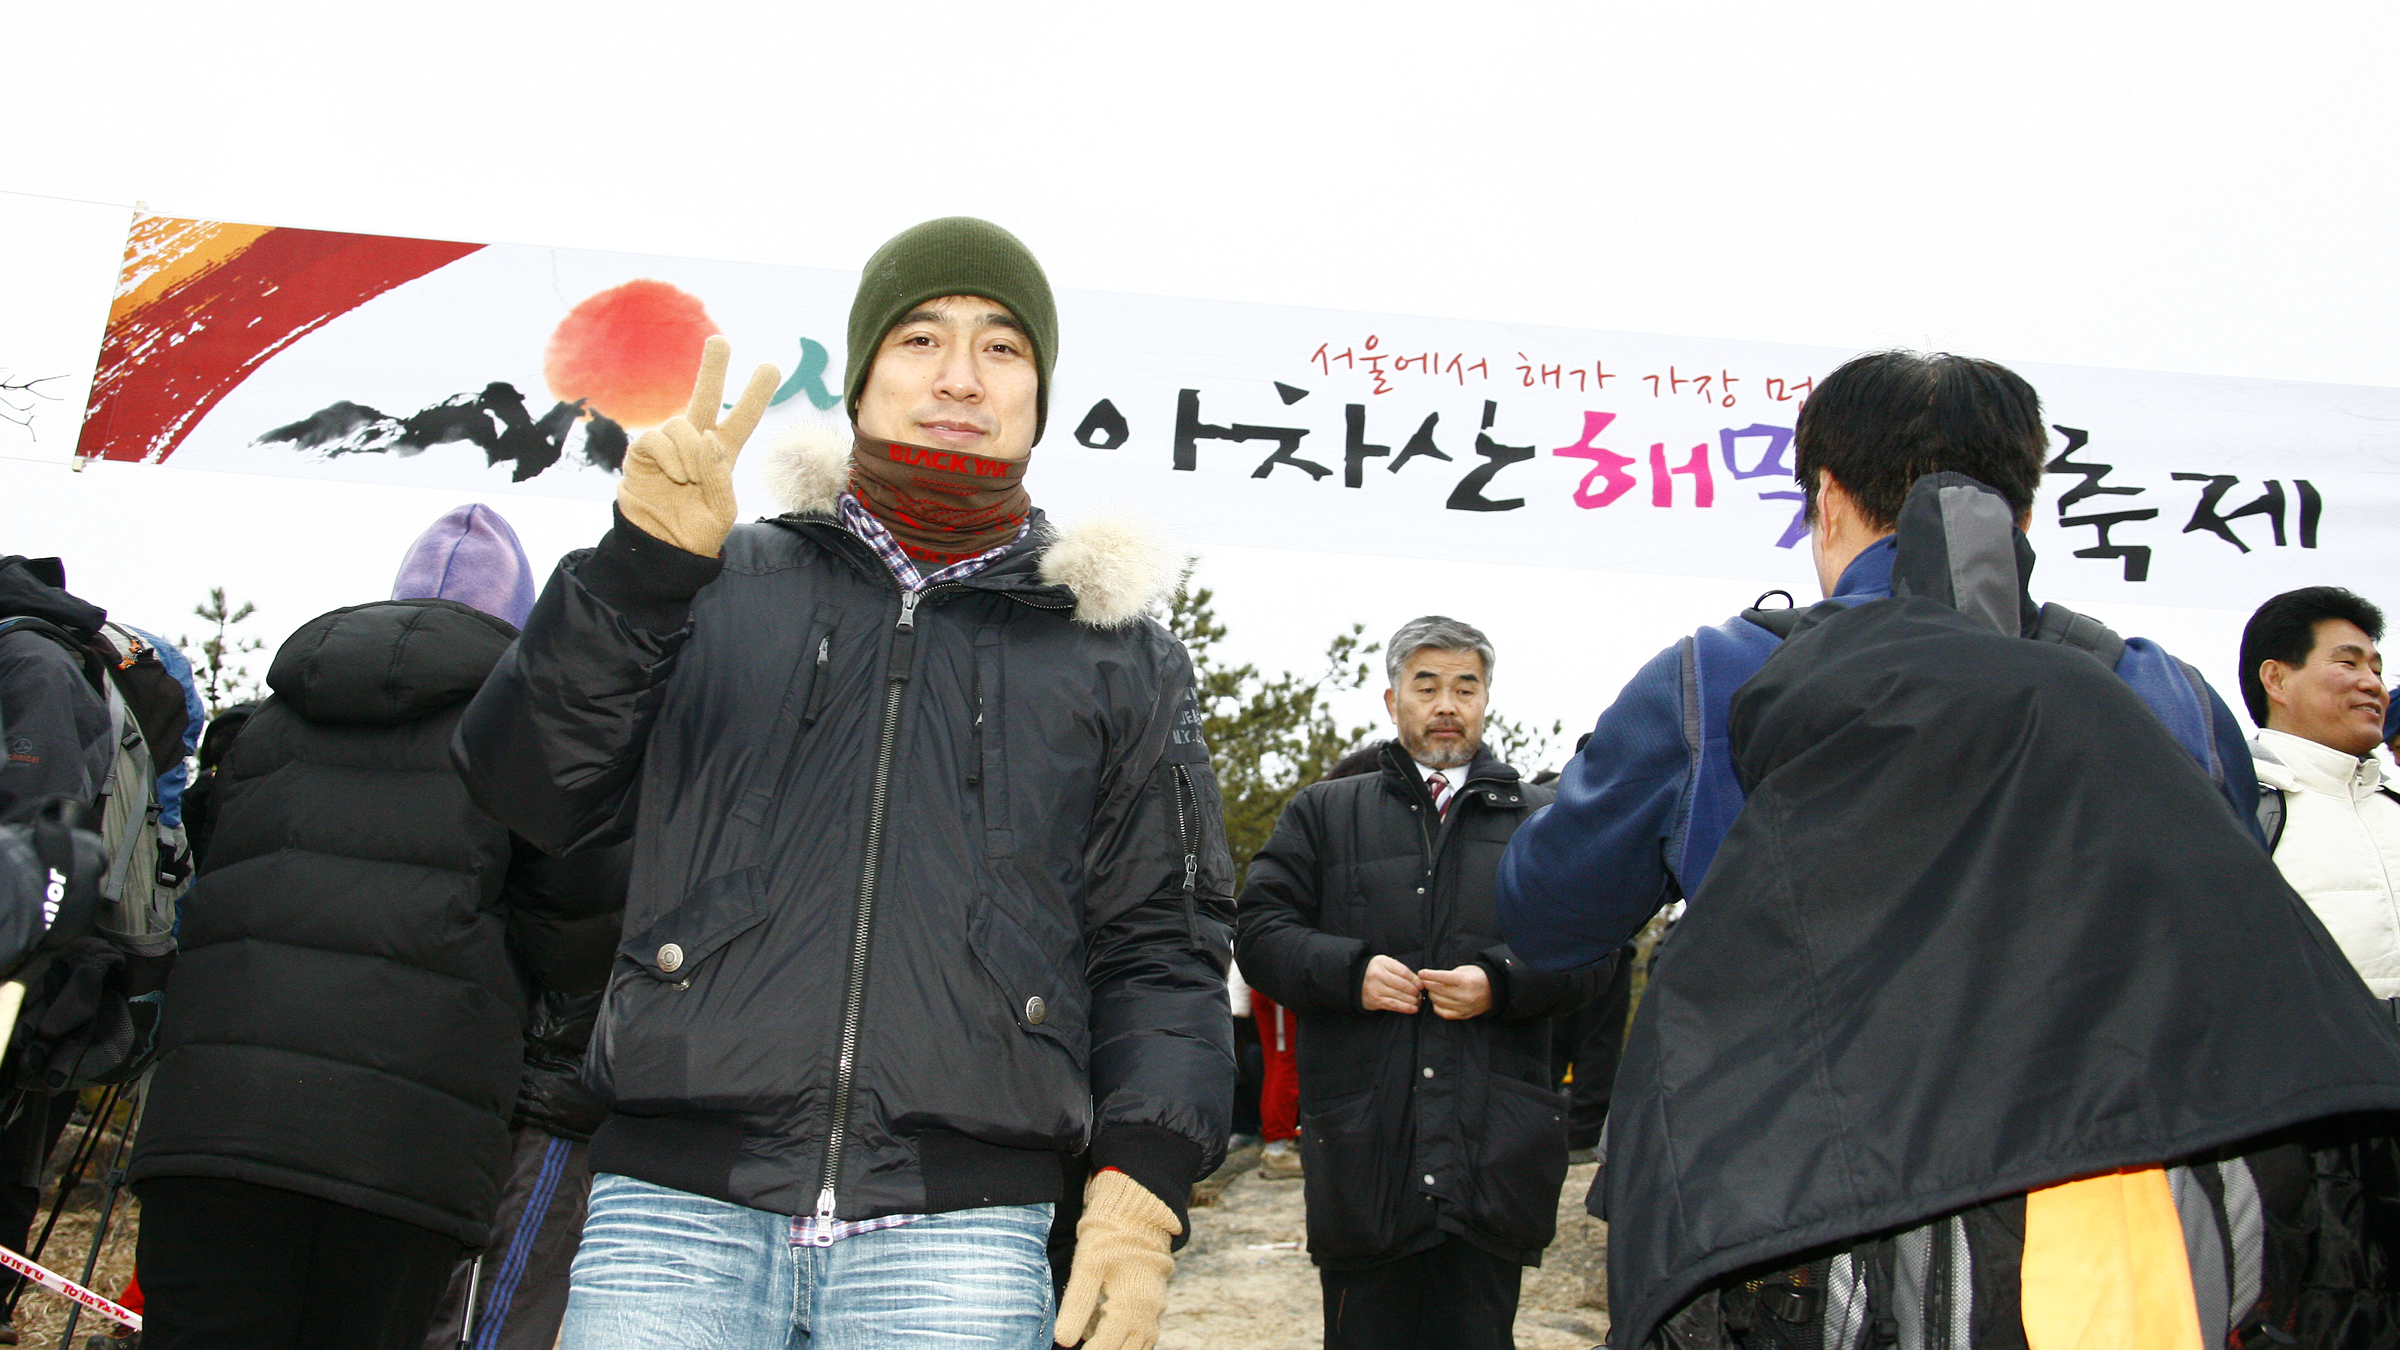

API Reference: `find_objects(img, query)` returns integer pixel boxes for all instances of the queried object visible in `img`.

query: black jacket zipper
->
[813,586,920,1234]
[1172,764,1200,945]
[965,661,983,791]
[803,635,832,728]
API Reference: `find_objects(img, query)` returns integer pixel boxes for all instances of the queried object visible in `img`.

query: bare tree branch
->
[0,371,69,439]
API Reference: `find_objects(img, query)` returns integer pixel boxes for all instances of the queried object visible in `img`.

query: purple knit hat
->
[391,504,537,629]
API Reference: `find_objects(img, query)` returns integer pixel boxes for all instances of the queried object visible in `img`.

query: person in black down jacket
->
[130,504,625,1350]
[1238,616,1607,1350]
[454,218,1233,1350]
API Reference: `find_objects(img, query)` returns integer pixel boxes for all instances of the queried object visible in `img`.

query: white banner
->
[80,216,2399,611]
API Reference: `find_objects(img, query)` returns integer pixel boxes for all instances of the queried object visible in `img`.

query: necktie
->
[1427,772,1451,816]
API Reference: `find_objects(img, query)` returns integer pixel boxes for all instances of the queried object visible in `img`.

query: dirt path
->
[9,1136,1609,1349]
[1159,1156,1611,1350]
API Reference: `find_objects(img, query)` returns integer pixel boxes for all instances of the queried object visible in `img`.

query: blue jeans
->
[559,1173,1055,1350]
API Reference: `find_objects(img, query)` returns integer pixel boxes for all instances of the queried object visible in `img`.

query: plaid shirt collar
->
[834,492,1028,593]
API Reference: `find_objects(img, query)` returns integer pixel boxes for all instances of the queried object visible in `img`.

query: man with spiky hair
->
[1498,352,2400,1348]
[457,218,1234,1350]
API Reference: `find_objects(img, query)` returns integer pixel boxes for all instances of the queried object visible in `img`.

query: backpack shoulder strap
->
[1679,615,1787,894]
[2256,785,2288,853]
[2032,601,2129,671]
[95,678,151,903]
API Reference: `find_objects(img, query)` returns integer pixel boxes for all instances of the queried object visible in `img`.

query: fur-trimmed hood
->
[756,423,1181,629]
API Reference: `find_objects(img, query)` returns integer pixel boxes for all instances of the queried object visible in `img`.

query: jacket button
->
[1422,1066,1434,1078]
[657,943,684,973]
[1415,886,1425,894]
[1423,1174,1437,1186]
[1025,996,1047,1025]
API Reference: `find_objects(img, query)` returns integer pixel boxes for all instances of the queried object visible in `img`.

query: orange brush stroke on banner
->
[75,217,484,465]
[108,218,277,322]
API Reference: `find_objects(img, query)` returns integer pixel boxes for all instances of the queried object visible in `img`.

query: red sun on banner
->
[542,280,721,429]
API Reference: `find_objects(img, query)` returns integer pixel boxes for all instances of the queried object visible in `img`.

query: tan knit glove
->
[616,335,781,558]
[1054,1169,1180,1350]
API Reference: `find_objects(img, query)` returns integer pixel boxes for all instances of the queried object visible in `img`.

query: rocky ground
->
[1160,1145,1611,1350]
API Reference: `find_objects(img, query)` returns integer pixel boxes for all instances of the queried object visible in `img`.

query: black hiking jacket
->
[130,599,626,1247]
[0,557,112,819]
[1603,590,2400,1350]
[452,506,1236,1228]
[1237,741,1604,1269]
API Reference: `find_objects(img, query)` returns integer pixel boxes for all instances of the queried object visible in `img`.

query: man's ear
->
[1811,471,1837,526]
[1383,686,1398,720]
[1812,470,1846,548]
[2260,660,2294,712]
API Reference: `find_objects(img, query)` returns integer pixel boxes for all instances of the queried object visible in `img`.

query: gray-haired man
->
[1236,617,1605,1350]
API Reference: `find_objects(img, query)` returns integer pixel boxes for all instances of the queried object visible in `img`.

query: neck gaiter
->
[847,431,1033,565]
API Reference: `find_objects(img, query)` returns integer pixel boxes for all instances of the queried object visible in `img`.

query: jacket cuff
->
[1344,945,1376,1013]
[1092,1122,1204,1248]
[1476,946,1515,1018]
[575,507,723,633]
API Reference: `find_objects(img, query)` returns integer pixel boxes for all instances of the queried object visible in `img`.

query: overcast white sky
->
[5,1,2395,759]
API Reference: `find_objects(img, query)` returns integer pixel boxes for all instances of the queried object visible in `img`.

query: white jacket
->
[2254,728,2400,999]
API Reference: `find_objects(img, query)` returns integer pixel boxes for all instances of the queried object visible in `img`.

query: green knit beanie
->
[846,217,1059,443]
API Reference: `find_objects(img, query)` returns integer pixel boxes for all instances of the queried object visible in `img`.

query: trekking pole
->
[4,1083,119,1319]
[58,1077,144,1349]
[457,1254,483,1349]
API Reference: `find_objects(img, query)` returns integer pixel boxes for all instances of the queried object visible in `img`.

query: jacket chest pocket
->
[969,627,1014,857]
[732,603,843,829]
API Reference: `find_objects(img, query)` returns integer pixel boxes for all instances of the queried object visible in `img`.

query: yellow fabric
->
[617,336,781,558]
[1054,1169,1179,1350]
[2021,1168,2204,1350]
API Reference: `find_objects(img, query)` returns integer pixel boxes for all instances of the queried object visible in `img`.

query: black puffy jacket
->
[130,600,625,1247]
[453,506,1236,1228]
[1237,741,1605,1269]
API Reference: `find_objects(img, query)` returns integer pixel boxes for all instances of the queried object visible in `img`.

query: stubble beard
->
[1405,729,1478,770]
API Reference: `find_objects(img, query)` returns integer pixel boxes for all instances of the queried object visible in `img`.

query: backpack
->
[1647,475,2400,1345]
[1676,474,2235,896]
[1677,594,2149,899]
[0,615,185,1087]
[80,620,187,962]
[1663,1137,2395,1350]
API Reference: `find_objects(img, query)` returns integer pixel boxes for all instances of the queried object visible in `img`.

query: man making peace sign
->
[458,218,1235,1350]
